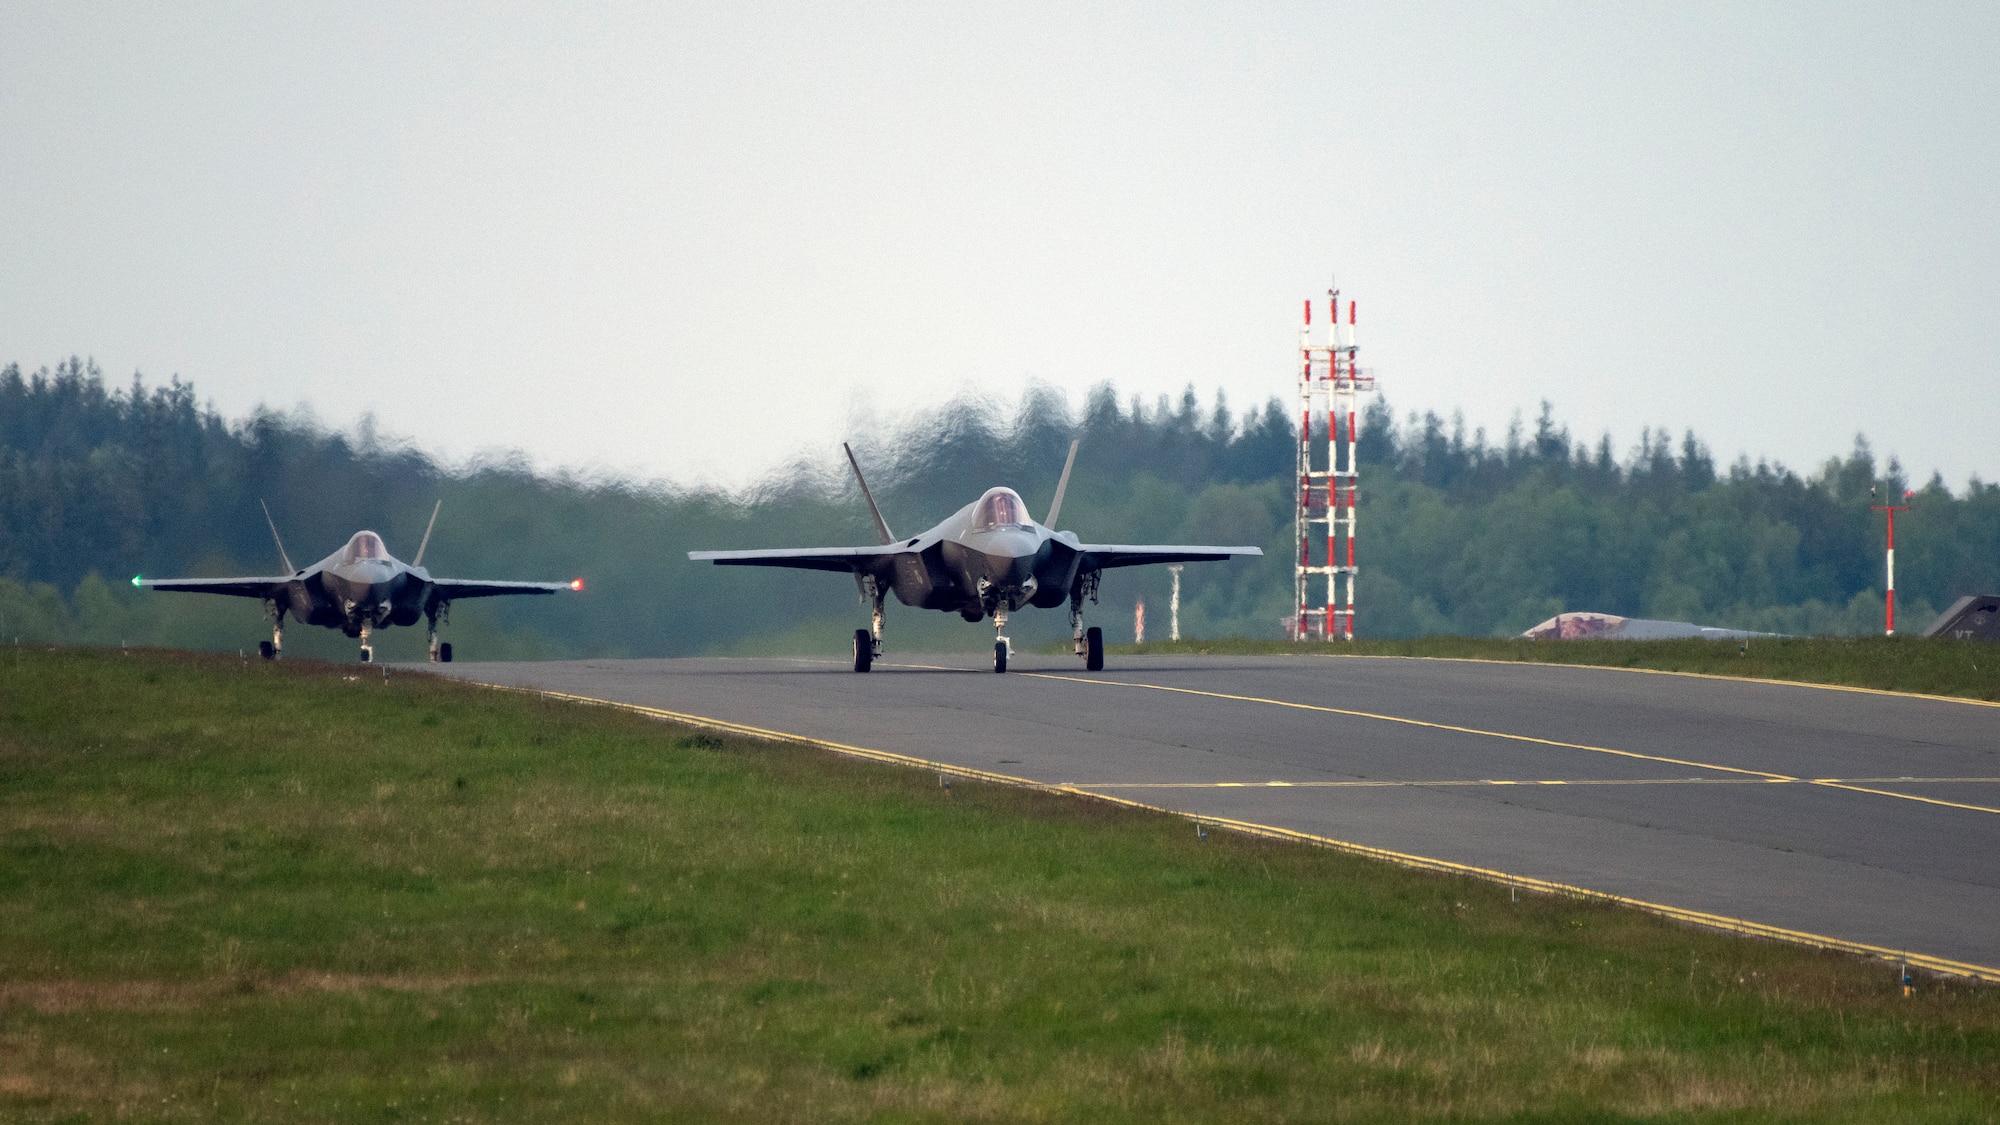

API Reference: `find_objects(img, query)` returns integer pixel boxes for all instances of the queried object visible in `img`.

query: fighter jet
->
[690,442,1261,673]
[134,502,581,663]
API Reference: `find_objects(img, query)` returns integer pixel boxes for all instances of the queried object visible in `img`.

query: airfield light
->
[570,578,584,591]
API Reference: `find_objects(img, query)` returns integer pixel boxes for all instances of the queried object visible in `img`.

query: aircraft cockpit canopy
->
[972,487,1033,531]
[342,530,389,563]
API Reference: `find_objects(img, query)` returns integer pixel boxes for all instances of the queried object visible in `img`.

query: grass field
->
[1107,635,2000,704]
[3,647,1999,1122]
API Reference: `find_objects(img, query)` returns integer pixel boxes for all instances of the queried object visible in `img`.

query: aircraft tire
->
[1085,626,1104,672]
[359,646,373,664]
[852,629,872,673]
[993,640,1008,674]
[258,641,276,661]
[438,642,453,664]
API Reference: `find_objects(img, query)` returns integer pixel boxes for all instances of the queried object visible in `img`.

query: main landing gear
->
[852,581,885,672]
[1070,571,1104,672]
[259,604,283,660]
[426,606,454,663]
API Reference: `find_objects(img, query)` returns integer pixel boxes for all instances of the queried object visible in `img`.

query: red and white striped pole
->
[1871,494,1914,635]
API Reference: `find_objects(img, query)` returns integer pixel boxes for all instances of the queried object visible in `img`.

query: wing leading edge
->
[1077,545,1263,570]
[134,576,293,598]
[688,546,907,574]
[431,579,579,600]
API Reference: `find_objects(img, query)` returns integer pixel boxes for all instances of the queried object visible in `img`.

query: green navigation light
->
[131,575,143,587]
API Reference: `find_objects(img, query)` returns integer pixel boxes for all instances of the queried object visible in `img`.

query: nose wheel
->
[358,623,373,664]
[992,609,1011,673]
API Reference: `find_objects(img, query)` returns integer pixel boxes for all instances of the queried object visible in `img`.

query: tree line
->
[3,358,1995,658]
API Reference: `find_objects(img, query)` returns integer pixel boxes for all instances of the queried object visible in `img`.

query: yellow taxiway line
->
[1071,776,2000,790]
[1019,671,2000,817]
[1307,651,2000,709]
[475,679,2000,984]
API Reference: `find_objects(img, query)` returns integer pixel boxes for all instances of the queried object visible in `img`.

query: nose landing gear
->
[358,621,374,664]
[993,608,1011,673]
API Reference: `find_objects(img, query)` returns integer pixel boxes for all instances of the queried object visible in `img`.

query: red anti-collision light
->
[570,578,584,591]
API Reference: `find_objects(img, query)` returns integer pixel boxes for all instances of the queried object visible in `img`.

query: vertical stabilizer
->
[842,443,895,544]
[1044,439,1080,528]
[260,500,296,574]
[412,500,442,568]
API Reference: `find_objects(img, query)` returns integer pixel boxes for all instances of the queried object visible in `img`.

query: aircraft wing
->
[1076,545,1263,570]
[688,546,905,574]
[135,576,292,598]
[431,579,580,600]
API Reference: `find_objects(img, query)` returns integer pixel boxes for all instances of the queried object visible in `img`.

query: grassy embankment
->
[1109,635,2000,703]
[3,647,1998,1121]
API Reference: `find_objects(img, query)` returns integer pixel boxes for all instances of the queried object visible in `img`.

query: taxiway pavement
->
[437,654,2000,972]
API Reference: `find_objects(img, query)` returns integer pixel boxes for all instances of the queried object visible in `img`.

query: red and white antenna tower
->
[1295,283,1375,641]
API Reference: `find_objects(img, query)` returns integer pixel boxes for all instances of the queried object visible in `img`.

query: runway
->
[437,653,2000,976]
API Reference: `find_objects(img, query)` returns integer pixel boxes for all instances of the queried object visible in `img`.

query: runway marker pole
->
[1871,494,1913,636]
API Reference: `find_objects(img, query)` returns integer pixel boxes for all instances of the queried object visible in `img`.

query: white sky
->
[3,3,1996,490]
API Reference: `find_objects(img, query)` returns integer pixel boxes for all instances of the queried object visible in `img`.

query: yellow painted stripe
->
[472,679,2000,984]
[1019,672,1793,780]
[1307,652,2000,709]
[1020,672,2000,817]
[1072,776,2000,790]
[1807,782,2000,816]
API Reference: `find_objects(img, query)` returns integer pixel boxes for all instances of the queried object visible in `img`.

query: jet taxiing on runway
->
[135,503,581,663]
[690,442,1262,673]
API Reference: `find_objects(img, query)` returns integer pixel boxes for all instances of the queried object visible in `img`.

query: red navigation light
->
[570,577,584,591]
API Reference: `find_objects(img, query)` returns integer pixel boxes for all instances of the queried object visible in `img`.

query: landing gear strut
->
[358,621,374,664]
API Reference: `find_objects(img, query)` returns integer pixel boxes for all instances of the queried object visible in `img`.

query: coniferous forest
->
[3,358,1996,661]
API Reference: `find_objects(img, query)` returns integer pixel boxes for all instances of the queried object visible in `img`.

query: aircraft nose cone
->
[982,530,1039,583]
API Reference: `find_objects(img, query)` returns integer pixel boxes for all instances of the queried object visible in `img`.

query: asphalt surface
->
[437,653,2000,972]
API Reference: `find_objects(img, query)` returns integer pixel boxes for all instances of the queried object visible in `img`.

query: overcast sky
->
[3,3,1995,490]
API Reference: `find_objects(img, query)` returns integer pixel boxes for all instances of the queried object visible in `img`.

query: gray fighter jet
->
[690,442,1261,673]
[134,503,581,663]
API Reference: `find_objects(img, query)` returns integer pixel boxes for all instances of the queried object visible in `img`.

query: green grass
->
[1106,635,2000,704]
[3,648,1999,1122]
